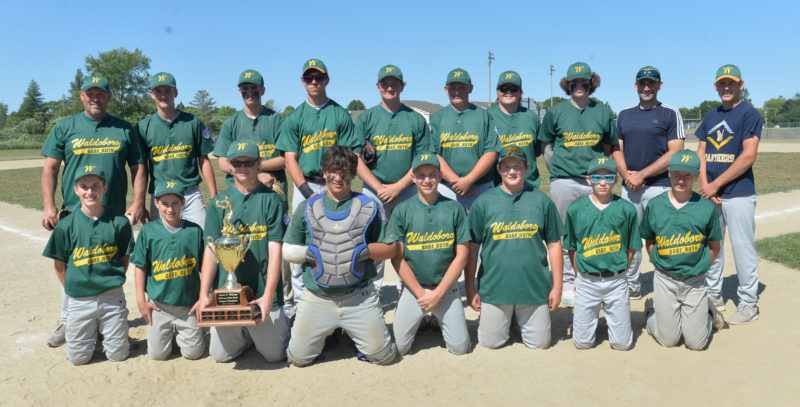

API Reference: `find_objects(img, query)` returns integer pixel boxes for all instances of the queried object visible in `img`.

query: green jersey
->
[130,219,203,306]
[204,180,287,305]
[564,195,642,275]
[639,192,722,276]
[430,105,501,185]
[135,111,214,193]
[537,100,618,180]
[385,194,470,286]
[214,107,287,188]
[275,100,359,177]
[488,105,541,189]
[469,187,564,305]
[43,210,134,297]
[40,112,143,214]
[355,104,430,184]
[284,193,388,297]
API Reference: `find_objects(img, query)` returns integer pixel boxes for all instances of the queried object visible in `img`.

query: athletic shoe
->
[729,304,759,325]
[709,295,726,312]
[561,289,575,307]
[47,324,66,348]
[628,287,642,300]
[709,298,726,331]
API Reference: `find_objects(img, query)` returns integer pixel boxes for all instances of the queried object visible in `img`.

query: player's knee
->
[396,339,413,356]
[365,343,397,365]
[573,338,594,350]
[286,348,316,367]
[68,352,93,366]
[610,339,633,351]
[105,342,130,362]
[180,346,205,360]
[148,348,171,361]
[684,334,710,351]
[445,338,470,355]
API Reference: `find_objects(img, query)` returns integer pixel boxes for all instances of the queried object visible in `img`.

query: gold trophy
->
[197,197,258,327]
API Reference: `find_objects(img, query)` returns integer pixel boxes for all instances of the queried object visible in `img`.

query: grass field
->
[0,149,40,160]
[757,233,800,270]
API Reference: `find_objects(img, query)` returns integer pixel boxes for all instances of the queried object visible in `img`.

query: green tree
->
[189,90,216,113]
[762,97,786,125]
[84,47,151,122]
[17,79,44,119]
[346,99,365,111]
[0,102,7,129]
[282,105,295,117]
[775,93,800,124]
[741,88,752,105]
[68,69,85,115]
[217,105,236,117]
[541,96,566,111]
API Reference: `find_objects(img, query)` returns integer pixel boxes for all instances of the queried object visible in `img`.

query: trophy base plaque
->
[197,286,260,327]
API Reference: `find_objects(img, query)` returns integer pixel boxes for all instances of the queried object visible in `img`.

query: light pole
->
[488,50,495,106]
[549,64,555,110]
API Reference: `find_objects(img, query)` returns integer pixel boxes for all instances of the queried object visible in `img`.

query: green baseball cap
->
[497,70,522,87]
[636,66,661,82]
[227,139,260,160]
[153,180,185,199]
[74,163,106,184]
[446,68,471,85]
[411,153,440,171]
[303,58,327,74]
[81,75,110,93]
[238,69,264,86]
[498,145,527,164]
[149,72,177,90]
[586,156,617,175]
[567,62,592,81]
[378,64,403,82]
[669,149,701,175]
[715,64,742,83]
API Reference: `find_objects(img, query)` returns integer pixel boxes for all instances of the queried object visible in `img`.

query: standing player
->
[42,165,134,365]
[430,68,501,211]
[40,75,146,347]
[136,72,217,228]
[190,140,290,363]
[387,153,471,355]
[465,147,564,349]
[565,157,640,350]
[132,180,205,360]
[537,62,618,306]
[356,64,430,291]
[615,66,685,300]
[641,150,725,350]
[276,59,360,303]
[488,70,541,189]
[696,64,761,324]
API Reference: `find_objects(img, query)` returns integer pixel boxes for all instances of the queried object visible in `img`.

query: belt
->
[583,270,624,278]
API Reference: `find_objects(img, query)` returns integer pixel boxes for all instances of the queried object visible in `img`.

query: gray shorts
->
[65,286,129,365]
[393,283,470,355]
[147,300,204,360]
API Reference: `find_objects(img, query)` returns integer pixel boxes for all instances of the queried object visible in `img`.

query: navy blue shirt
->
[617,103,684,187]
[695,102,761,197]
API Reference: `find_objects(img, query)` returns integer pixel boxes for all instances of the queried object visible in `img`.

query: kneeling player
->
[565,158,640,350]
[465,147,564,349]
[388,153,470,355]
[641,150,725,350]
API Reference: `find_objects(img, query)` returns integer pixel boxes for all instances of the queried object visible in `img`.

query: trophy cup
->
[197,196,259,327]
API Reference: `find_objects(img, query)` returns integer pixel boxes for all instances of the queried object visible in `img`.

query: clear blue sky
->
[2,0,798,117]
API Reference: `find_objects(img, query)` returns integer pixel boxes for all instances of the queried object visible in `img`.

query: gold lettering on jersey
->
[499,132,533,147]
[72,243,118,267]
[372,134,413,151]
[440,132,479,148]
[152,255,197,281]
[406,230,455,251]
[656,230,703,256]
[562,131,600,147]
[71,138,122,155]
[301,128,338,153]
[490,220,539,240]
[258,141,276,158]
[151,142,193,162]
[708,136,733,150]
[581,230,622,258]
[705,153,735,163]
[235,222,268,241]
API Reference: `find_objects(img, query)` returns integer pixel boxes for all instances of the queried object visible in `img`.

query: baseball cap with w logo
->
[669,149,700,174]
[150,72,177,89]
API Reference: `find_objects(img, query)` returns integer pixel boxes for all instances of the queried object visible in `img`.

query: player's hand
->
[548,287,562,311]
[189,295,210,319]
[125,203,145,226]
[377,184,401,204]
[625,170,645,190]
[258,172,276,188]
[699,181,720,200]
[451,177,474,196]
[710,195,722,205]
[417,289,443,312]
[42,206,59,231]
[249,295,273,323]
[137,299,160,325]
[467,290,482,312]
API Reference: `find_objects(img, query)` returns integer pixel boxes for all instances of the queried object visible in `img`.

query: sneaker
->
[47,324,66,348]
[561,289,575,307]
[709,295,726,312]
[709,299,726,331]
[729,304,759,325]
[628,287,642,300]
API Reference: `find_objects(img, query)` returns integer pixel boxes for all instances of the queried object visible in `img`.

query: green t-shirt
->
[42,210,134,297]
[214,107,287,189]
[130,219,203,306]
[40,112,143,214]
[564,195,642,275]
[284,193,388,297]
[488,105,542,189]
[275,100,358,177]
[639,192,722,276]
[469,187,564,305]
[430,105,501,185]
[385,194,470,286]
[204,183,287,306]
[537,100,619,180]
[135,111,214,193]
[355,104,431,184]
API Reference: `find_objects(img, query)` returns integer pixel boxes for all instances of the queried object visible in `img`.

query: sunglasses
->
[498,85,520,93]
[590,174,617,184]
[636,69,661,82]
[231,160,257,168]
[302,73,328,84]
